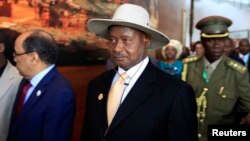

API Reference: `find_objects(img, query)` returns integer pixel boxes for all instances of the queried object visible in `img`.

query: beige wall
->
[150,0,189,59]
[158,0,184,40]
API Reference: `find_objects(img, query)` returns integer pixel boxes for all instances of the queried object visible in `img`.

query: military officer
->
[182,16,250,141]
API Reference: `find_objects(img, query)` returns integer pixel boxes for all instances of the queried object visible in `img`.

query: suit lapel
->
[97,70,116,131]
[9,67,57,133]
[105,62,157,135]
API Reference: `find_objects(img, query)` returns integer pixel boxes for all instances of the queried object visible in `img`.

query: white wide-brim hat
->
[162,39,183,59]
[87,3,169,49]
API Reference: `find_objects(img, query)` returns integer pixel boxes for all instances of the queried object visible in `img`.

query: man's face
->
[202,37,226,62]
[238,40,250,55]
[13,32,34,79]
[108,26,150,70]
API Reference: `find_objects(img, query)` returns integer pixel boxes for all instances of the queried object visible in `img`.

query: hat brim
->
[87,19,170,49]
[201,32,229,38]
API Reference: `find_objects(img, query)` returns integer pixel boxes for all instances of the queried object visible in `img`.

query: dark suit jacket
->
[229,52,244,65]
[82,61,198,141]
[7,67,76,141]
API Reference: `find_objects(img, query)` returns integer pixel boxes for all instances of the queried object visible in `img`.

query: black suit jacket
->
[81,61,198,141]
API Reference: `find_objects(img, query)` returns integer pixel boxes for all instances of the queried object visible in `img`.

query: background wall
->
[152,0,189,59]
[192,0,250,42]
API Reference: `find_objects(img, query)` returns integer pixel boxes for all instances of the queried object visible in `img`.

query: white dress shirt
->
[111,57,149,103]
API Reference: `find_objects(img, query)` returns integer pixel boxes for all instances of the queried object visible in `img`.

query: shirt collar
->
[29,64,55,87]
[204,57,222,70]
[117,57,149,78]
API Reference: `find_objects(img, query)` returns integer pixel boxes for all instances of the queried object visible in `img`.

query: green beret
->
[196,16,232,38]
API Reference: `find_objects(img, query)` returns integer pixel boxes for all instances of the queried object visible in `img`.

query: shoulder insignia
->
[182,56,199,63]
[227,60,247,74]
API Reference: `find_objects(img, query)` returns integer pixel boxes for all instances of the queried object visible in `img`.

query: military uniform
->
[182,16,250,141]
[182,55,250,141]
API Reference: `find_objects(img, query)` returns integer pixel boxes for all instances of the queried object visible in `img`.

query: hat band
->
[201,32,229,38]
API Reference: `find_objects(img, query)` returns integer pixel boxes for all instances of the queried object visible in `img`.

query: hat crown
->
[196,16,232,38]
[112,4,150,28]
[87,3,169,49]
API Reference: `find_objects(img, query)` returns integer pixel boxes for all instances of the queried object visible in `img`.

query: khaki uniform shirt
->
[182,55,250,141]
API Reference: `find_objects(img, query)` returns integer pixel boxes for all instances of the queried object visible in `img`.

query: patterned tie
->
[16,80,32,117]
[107,72,128,125]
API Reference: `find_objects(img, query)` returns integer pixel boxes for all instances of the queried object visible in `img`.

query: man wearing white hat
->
[81,3,198,141]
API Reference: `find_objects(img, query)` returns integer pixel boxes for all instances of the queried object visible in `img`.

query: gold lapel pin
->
[98,93,104,101]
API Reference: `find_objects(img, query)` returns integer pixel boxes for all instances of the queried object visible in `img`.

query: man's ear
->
[143,35,151,47]
[30,52,40,65]
[0,43,5,53]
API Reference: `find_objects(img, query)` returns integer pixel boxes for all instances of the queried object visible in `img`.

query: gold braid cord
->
[196,88,208,120]
[196,88,208,138]
[181,63,188,81]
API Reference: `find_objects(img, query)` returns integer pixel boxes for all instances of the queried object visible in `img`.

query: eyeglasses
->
[13,51,34,57]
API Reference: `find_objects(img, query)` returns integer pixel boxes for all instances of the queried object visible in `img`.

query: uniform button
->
[198,133,202,138]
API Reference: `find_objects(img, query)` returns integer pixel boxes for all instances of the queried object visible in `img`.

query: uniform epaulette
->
[182,56,199,64]
[227,60,247,74]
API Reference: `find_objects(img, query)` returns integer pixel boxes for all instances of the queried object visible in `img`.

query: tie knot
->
[25,80,32,86]
[121,72,128,78]
[118,72,128,82]
[112,72,128,87]
[23,80,32,93]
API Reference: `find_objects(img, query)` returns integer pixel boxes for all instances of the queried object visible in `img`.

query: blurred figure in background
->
[238,39,250,68]
[223,37,244,64]
[159,39,183,78]
[0,29,22,141]
[237,38,250,80]
[178,46,190,60]
[193,41,204,57]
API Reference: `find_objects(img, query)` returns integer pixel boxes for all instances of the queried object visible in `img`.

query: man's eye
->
[109,39,116,44]
[123,39,131,44]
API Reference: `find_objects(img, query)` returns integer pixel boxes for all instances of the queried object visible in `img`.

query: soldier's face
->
[202,37,226,62]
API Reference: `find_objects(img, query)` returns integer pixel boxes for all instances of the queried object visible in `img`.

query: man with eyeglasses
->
[7,30,76,141]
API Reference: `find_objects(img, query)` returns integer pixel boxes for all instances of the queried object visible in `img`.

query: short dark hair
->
[23,30,58,64]
[239,38,249,45]
[0,29,19,65]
